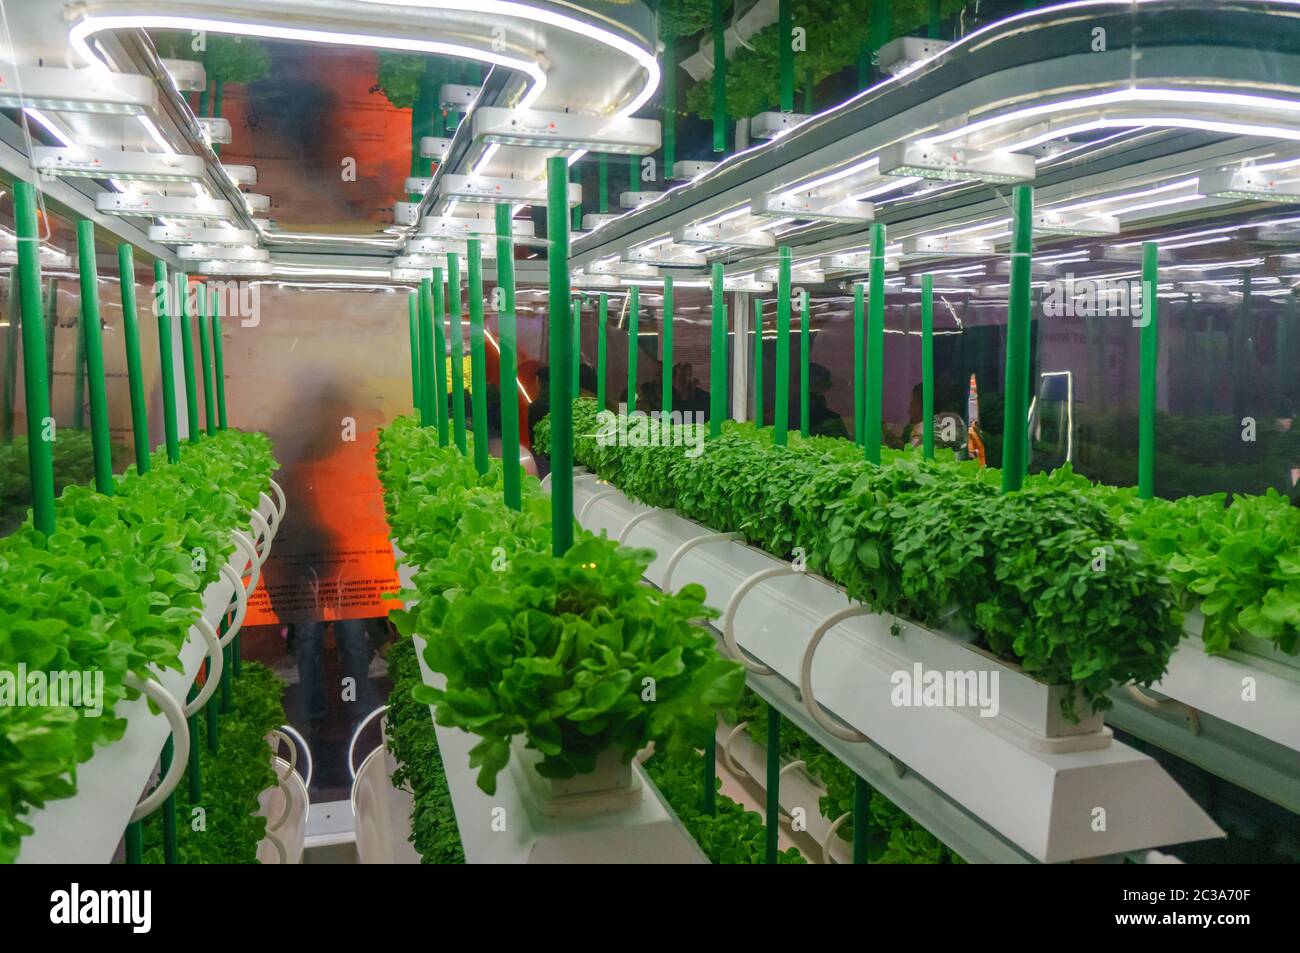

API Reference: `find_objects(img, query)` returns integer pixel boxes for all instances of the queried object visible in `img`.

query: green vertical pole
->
[73,318,85,430]
[662,275,674,417]
[702,735,717,815]
[220,632,233,714]
[921,274,935,460]
[407,293,421,414]
[2,268,17,444]
[13,182,55,536]
[779,0,794,113]
[663,31,677,174]
[160,735,177,863]
[712,0,727,154]
[870,0,891,80]
[496,203,522,511]
[627,285,639,411]
[853,282,865,445]
[432,269,449,445]
[210,297,227,431]
[774,246,792,446]
[598,155,608,214]
[571,297,581,403]
[74,221,114,495]
[928,0,943,38]
[1002,185,1034,492]
[43,280,57,407]
[710,262,726,437]
[570,164,582,232]
[753,299,764,426]
[177,274,200,444]
[154,262,180,464]
[186,682,201,803]
[447,254,467,454]
[120,247,153,466]
[799,289,810,437]
[865,223,886,464]
[205,657,218,754]
[852,775,870,863]
[467,240,490,475]
[418,278,435,427]
[197,286,216,437]
[125,822,143,864]
[1138,241,1159,499]
[547,156,574,557]
[765,705,780,864]
[596,293,608,410]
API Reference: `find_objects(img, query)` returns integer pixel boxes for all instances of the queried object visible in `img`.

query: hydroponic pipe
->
[775,246,792,446]
[118,246,150,473]
[1001,185,1033,492]
[547,155,574,558]
[800,288,810,437]
[496,203,522,511]
[853,775,870,864]
[662,275,674,418]
[853,281,865,446]
[597,293,608,409]
[765,706,780,865]
[197,285,216,437]
[177,273,200,444]
[154,261,180,464]
[921,274,935,460]
[13,182,55,535]
[210,298,227,431]
[1138,241,1159,500]
[712,0,726,153]
[753,299,764,427]
[448,253,467,455]
[432,268,449,446]
[865,223,886,465]
[467,239,490,477]
[407,293,420,414]
[710,262,726,437]
[628,284,639,411]
[418,277,435,428]
[74,221,114,495]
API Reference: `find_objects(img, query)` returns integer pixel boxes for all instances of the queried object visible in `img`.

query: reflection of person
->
[673,362,710,417]
[808,363,848,438]
[295,619,375,728]
[901,383,925,448]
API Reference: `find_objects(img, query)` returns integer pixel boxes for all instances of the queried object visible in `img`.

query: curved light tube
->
[347,705,390,782]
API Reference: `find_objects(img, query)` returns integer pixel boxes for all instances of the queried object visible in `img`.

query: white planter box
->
[512,741,642,818]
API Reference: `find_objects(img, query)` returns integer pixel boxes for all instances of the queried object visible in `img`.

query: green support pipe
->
[154,261,180,464]
[702,735,717,815]
[598,156,609,214]
[774,246,792,446]
[496,203,522,511]
[418,278,435,427]
[1138,241,1159,499]
[627,285,639,411]
[221,636,233,714]
[206,655,219,755]
[663,32,676,174]
[662,276,674,417]
[73,317,85,430]
[125,822,143,864]
[865,223,887,465]
[547,156,574,557]
[447,253,468,454]
[1001,185,1034,492]
[572,297,581,403]
[13,182,55,536]
[570,164,582,232]
[765,705,780,865]
[928,0,943,37]
[467,240,490,475]
[596,293,608,410]
[177,274,200,444]
[852,774,870,864]
[709,263,727,436]
[2,268,17,444]
[119,247,148,471]
[197,286,217,436]
[186,683,201,803]
[799,288,810,437]
[712,0,726,153]
[75,221,114,495]
[753,299,764,427]
[44,279,57,405]
[779,0,794,112]
[210,302,227,431]
[853,282,865,446]
[407,293,420,414]
[921,274,935,460]
[432,269,449,445]
[160,736,177,863]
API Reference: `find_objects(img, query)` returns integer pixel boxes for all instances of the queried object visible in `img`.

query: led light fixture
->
[200,117,232,145]
[1198,168,1300,203]
[440,84,481,110]
[878,142,1035,184]
[674,223,775,250]
[760,265,825,283]
[394,202,421,226]
[404,177,434,193]
[0,247,72,269]
[901,235,997,257]
[571,273,621,289]
[197,259,273,277]
[0,65,156,114]
[583,213,620,230]
[440,174,580,206]
[821,252,900,273]
[876,36,951,76]
[148,224,256,245]
[1032,209,1120,237]
[391,267,426,282]
[750,111,810,140]
[472,107,660,155]
[96,192,235,221]
[724,276,774,293]
[754,192,875,224]
[222,164,256,186]
[1089,245,1175,264]
[419,216,534,239]
[242,192,271,212]
[393,254,442,270]
[589,260,659,279]
[623,244,707,267]
[670,160,718,180]
[420,137,452,161]
[161,58,206,92]
[178,244,269,262]
[32,147,205,183]
[620,191,665,209]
